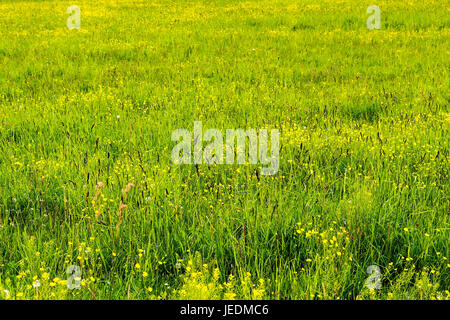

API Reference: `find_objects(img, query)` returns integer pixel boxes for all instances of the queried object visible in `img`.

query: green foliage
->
[0,0,448,300]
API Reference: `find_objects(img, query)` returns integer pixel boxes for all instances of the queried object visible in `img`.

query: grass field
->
[0,0,448,300]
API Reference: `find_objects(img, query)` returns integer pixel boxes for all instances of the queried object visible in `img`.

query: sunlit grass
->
[0,0,448,300]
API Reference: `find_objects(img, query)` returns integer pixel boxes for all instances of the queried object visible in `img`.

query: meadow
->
[0,0,448,300]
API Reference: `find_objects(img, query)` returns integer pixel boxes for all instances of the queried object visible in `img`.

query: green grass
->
[0,0,448,300]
